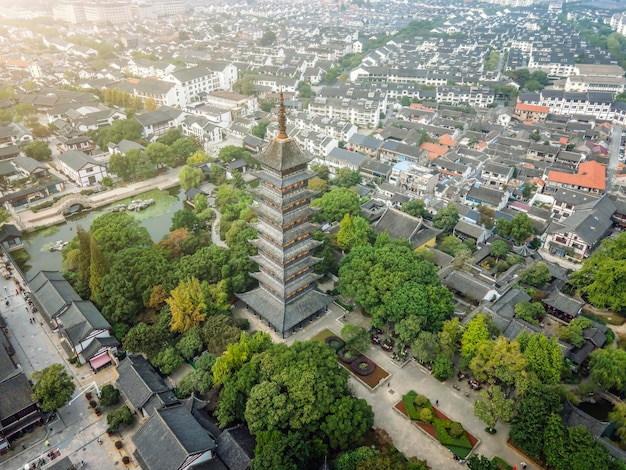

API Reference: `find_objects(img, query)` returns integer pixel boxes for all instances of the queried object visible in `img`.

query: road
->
[608,124,622,194]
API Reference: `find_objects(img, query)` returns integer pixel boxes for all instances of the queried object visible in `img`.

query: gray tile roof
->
[0,373,36,421]
[28,270,82,323]
[59,300,111,346]
[215,425,256,470]
[542,289,584,317]
[132,404,216,470]
[59,150,102,172]
[116,355,171,411]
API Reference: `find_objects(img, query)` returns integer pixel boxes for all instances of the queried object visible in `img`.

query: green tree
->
[152,346,184,374]
[514,301,545,325]
[170,138,199,166]
[321,396,374,450]
[470,336,526,387]
[96,119,143,149]
[187,151,207,165]
[432,204,459,233]
[519,261,551,288]
[401,199,429,219]
[106,405,134,430]
[259,30,277,46]
[95,246,170,324]
[385,282,453,333]
[570,232,626,311]
[489,240,508,260]
[473,386,515,432]
[437,235,464,256]
[432,353,455,380]
[496,213,534,244]
[176,326,203,359]
[341,323,370,354]
[31,363,76,412]
[218,145,249,163]
[251,431,317,470]
[559,317,592,347]
[337,214,371,251]
[589,348,626,393]
[251,121,269,139]
[509,384,563,459]
[167,277,207,333]
[176,368,213,398]
[89,238,110,302]
[311,187,361,222]
[609,402,626,444]
[99,384,120,407]
[109,152,132,179]
[170,209,201,232]
[461,314,493,358]
[518,332,563,385]
[145,142,174,167]
[90,212,152,258]
[212,332,273,386]
[477,205,495,229]
[338,243,441,326]
[23,140,51,161]
[411,331,440,365]
[179,165,204,190]
[156,128,183,146]
[334,167,362,188]
[335,446,378,470]
[297,81,312,98]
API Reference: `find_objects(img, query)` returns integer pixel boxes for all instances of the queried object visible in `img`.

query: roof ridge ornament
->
[277,90,288,140]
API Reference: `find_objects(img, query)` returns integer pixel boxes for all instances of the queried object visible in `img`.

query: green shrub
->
[419,407,433,423]
[449,422,464,438]
[99,384,120,407]
[433,418,472,449]
[30,200,55,212]
[413,394,429,408]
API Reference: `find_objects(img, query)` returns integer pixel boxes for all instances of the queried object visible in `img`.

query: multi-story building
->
[236,96,333,337]
[308,96,382,128]
[389,161,438,198]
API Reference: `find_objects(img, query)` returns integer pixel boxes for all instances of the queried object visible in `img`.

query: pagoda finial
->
[277,90,288,140]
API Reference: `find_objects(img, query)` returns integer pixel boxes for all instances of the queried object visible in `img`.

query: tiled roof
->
[547,160,606,191]
[116,355,170,410]
[515,103,549,113]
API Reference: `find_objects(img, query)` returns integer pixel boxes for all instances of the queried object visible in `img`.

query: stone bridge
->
[54,195,94,215]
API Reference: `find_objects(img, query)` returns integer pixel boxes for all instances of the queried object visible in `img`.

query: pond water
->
[16,187,185,276]
[577,398,614,421]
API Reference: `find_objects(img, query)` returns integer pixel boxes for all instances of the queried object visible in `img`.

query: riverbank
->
[11,171,180,233]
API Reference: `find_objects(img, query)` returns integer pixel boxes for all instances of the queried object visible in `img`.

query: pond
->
[15,187,186,276]
[577,398,614,421]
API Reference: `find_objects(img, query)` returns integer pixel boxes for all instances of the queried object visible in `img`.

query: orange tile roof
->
[559,137,569,145]
[477,141,488,149]
[420,142,448,156]
[515,103,550,113]
[547,160,606,191]
[528,177,545,187]
[439,134,457,147]
[410,103,435,111]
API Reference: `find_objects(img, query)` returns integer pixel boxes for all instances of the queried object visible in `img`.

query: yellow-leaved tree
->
[167,277,207,333]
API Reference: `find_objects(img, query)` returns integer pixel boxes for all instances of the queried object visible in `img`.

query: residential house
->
[58,150,108,187]
[204,91,257,119]
[0,177,66,208]
[107,139,145,156]
[215,426,256,470]
[483,289,542,341]
[360,159,392,182]
[544,194,616,260]
[347,133,381,157]
[465,185,510,210]
[550,189,599,219]
[317,148,366,176]
[389,161,438,198]
[441,270,499,304]
[0,123,32,148]
[164,66,223,107]
[379,141,423,164]
[181,115,222,151]
[480,162,514,188]
[56,134,96,155]
[11,156,49,180]
[453,220,491,245]
[545,160,606,194]
[134,107,185,140]
[514,103,549,122]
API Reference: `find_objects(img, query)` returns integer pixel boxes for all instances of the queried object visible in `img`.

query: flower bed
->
[351,356,375,376]
[315,329,389,389]
[324,336,345,352]
[395,391,478,459]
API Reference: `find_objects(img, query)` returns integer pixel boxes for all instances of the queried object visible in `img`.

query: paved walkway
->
[233,300,538,470]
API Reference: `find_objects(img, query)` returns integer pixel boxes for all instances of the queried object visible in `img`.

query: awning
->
[89,353,111,370]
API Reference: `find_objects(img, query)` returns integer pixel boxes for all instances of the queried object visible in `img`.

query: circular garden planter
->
[351,356,376,376]
[324,336,345,352]
[337,348,358,364]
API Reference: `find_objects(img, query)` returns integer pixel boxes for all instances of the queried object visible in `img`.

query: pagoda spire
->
[277,90,288,140]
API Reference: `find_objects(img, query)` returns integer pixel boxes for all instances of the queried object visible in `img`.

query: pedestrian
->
[21,444,25,449]
[3,286,6,292]
[387,381,390,387]
[436,399,439,406]
[45,440,50,446]
[521,463,527,469]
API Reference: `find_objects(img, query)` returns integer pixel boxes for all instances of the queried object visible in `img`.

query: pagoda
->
[236,93,334,337]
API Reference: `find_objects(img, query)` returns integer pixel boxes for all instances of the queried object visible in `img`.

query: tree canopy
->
[338,242,445,327]
[496,213,534,244]
[31,363,76,412]
[311,187,362,222]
